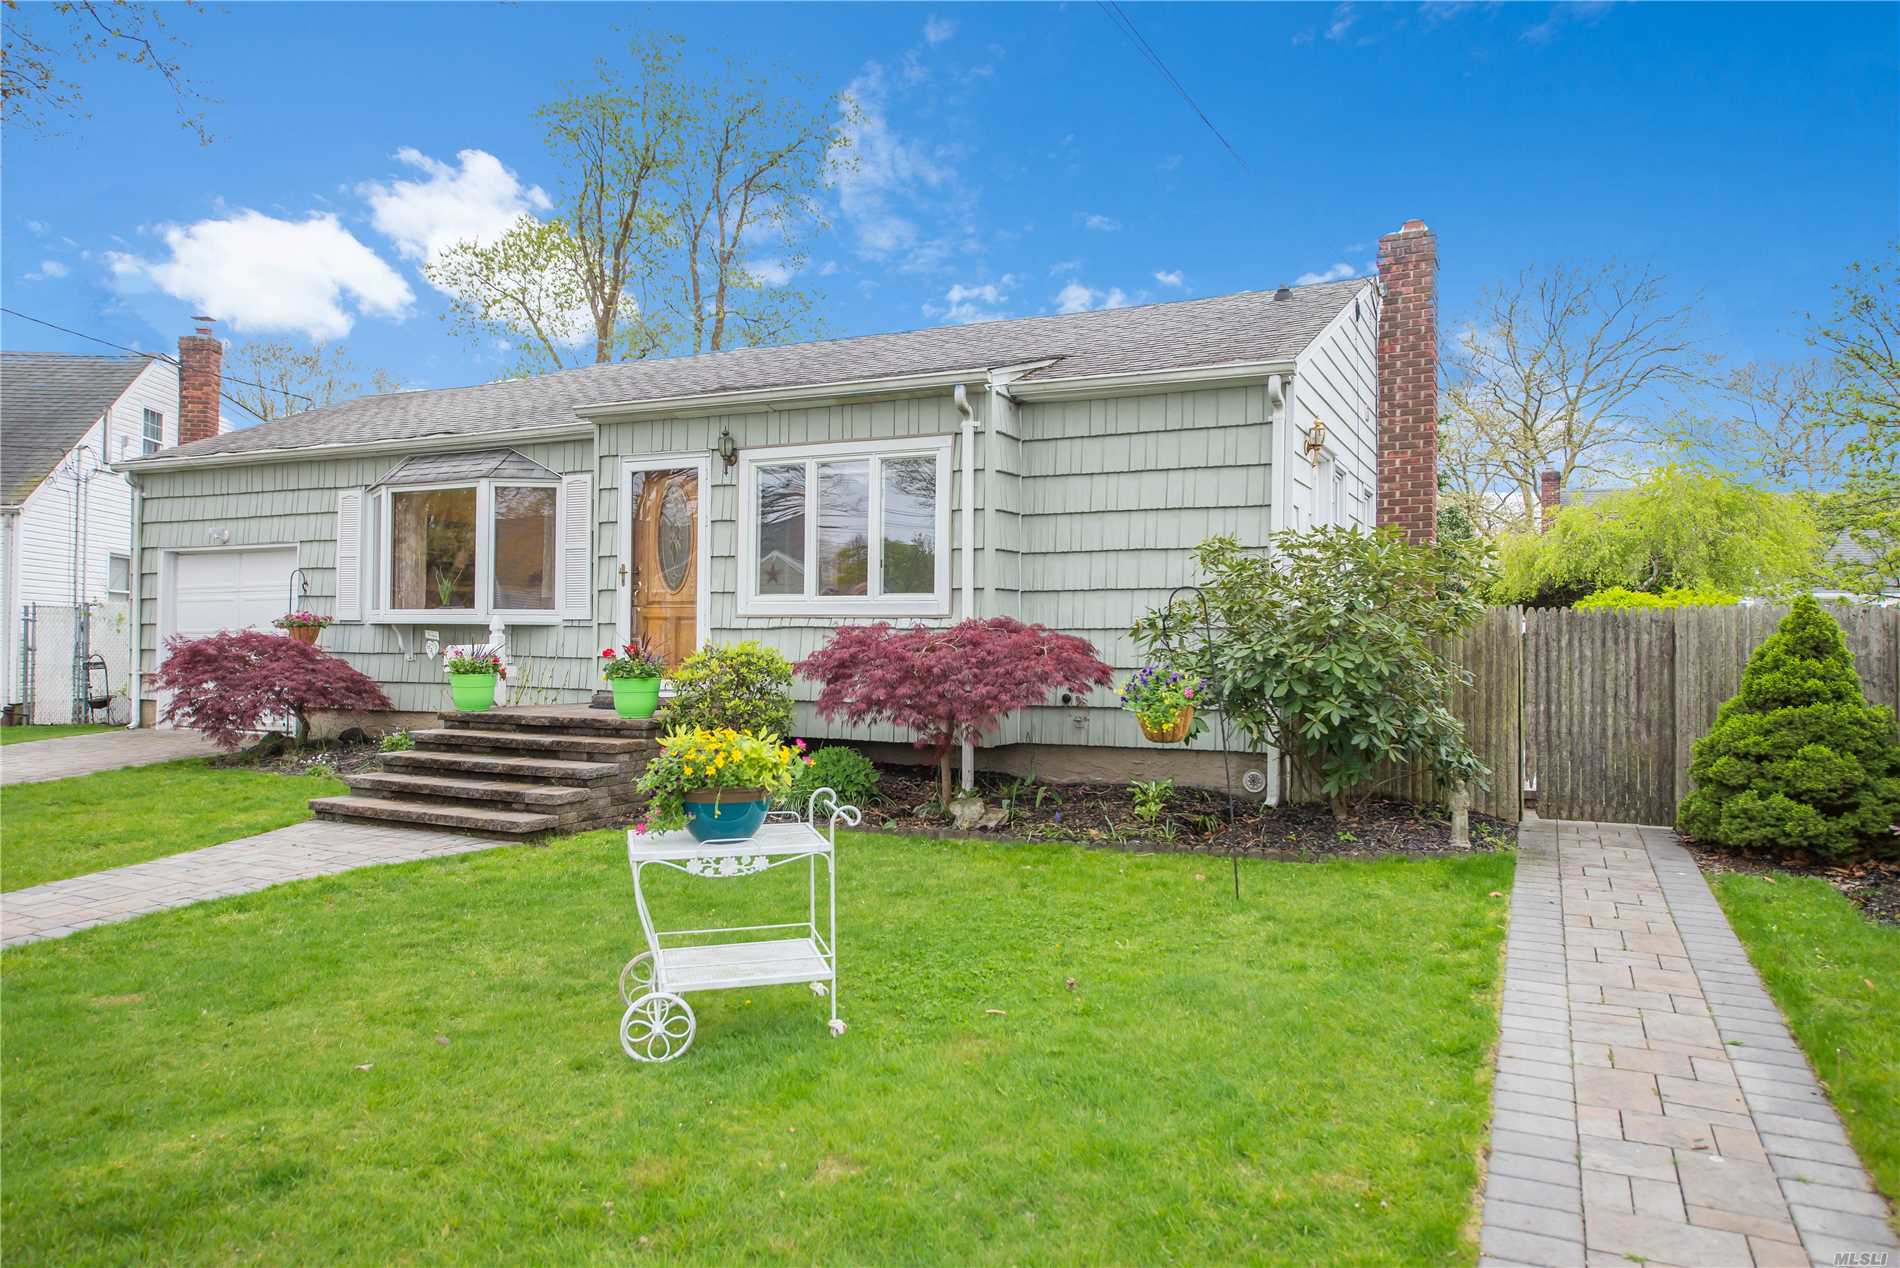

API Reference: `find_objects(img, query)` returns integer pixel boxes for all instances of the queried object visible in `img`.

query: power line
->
[0,306,316,413]
[1097,2,1249,173]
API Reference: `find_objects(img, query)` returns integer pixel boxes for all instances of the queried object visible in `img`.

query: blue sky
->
[3,1,1895,418]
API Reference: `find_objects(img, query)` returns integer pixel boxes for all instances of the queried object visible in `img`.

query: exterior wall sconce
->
[716,428,739,470]
[1304,419,1328,466]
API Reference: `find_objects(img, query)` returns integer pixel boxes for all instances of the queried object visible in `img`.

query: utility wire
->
[0,304,319,412]
[1097,2,1249,173]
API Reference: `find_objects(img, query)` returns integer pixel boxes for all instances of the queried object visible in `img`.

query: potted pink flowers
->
[445,646,506,712]
[272,611,333,646]
[601,640,667,718]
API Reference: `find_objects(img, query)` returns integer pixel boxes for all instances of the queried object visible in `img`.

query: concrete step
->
[411,727,652,758]
[381,749,626,783]
[346,770,593,809]
[309,795,560,837]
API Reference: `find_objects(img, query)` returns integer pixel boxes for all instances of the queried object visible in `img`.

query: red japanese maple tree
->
[154,630,391,748]
[796,617,1113,806]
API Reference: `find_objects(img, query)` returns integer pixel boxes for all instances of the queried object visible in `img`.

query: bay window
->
[738,435,952,616]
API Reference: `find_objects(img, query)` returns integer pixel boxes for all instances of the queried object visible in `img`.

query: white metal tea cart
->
[618,789,860,1063]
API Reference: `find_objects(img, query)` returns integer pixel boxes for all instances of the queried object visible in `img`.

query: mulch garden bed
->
[220,733,383,780]
[1681,838,1900,927]
[855,764,1517,860]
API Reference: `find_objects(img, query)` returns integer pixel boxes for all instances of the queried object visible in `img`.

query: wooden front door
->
[631,468,698,671]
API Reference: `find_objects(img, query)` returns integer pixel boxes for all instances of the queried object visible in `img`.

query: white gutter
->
[575,365,1060,422]
[1005,357,1297,401]
[109,421,594,476]
[954,382,979,793]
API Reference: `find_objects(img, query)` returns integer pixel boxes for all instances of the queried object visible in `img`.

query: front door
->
[629,467,699,671]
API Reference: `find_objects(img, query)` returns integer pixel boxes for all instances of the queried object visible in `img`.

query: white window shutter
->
[558,473,593,621]
[335,487,365,622]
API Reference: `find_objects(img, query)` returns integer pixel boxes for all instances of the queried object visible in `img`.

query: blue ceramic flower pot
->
[682,789,769,842]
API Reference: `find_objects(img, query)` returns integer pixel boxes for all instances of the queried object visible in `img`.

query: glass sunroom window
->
[390,488,478,610]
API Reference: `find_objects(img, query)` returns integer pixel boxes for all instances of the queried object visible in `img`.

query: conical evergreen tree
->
[1678,595,1900,857]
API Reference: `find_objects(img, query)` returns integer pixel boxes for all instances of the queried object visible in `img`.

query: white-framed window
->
[107,553,131,596]
[738,434,953,617]
[369,478,560,621]
[141,408,164,455]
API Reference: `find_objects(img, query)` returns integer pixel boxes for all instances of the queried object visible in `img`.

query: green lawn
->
[1713,872,1900,1208]
[0,831,1512,1265]
[0,759,344,891]
[0,724,117,746]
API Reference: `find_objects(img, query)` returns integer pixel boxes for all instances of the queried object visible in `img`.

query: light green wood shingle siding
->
[1016,384,1273,749]
[133,440,600,713]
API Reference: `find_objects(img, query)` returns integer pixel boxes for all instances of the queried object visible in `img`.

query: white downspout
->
[126,475,143,729]
[955,382,977,792]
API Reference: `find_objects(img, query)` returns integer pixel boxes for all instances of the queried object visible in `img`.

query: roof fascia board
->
[109,420,593,476]
[1005,358,1298,402]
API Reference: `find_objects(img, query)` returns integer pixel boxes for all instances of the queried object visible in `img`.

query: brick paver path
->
[1,820,500,947]
[1482,819,1899,1267]
[1,728,219,785]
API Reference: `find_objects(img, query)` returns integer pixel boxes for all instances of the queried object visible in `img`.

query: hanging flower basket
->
[1139,705,1194,744]
[273,611,332,646]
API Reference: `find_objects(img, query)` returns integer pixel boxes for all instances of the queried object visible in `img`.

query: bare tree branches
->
[224,340,401,423]
[1,0,214,143]
[1441,262,1705,529]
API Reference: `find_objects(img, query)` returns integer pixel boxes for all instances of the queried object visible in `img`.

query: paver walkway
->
[1,820,501,947]
[1482,818,1899,1268]
[1,728,219,785]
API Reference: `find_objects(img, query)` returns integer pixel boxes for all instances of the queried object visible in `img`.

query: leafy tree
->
[223,340,402,423]
[1491,465,1818,607]
[1572,585,1738,612]
[658,640,794,736]
[1134,528,1492,819]
[154,631,389,748]
[1439,262,1705,530]
[1677,596,1900,859]
[796,618,1113,808]
[1806,249,1899,597]
[1,1,214,143]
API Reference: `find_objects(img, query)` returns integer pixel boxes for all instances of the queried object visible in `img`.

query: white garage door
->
[161,548,299,728]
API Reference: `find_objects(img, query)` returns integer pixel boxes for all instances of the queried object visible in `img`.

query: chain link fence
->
[12,600,135,726]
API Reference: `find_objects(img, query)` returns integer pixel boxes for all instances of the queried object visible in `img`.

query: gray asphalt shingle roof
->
[135,279,1366,465]
[2,351,155,503]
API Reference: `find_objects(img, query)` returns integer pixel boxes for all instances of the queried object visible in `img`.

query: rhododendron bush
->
[154,630,391,748]
[796,617,1113,806]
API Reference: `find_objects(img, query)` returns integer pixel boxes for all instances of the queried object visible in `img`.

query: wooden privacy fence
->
[1278,603,1899,829]
[1526,604,1900,826]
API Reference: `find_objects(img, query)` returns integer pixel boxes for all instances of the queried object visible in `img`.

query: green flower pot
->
[449,672,497,712]
[610,676,662,719]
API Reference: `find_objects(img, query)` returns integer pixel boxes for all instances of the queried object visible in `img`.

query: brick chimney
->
[1375,220,1438,543]
[177,316,222,447]
[1539,469,1562,532]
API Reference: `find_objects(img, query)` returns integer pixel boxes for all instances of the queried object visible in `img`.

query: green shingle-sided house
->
[117,221,1441,816]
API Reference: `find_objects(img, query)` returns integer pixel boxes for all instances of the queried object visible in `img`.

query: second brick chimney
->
[1539,469,1563,532]
[177,317,222,447]
[1375,220,1438,543]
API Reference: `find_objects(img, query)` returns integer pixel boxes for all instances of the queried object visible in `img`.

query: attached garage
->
[154,546,298,726]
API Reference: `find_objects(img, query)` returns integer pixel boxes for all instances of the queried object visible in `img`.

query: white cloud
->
[1326,2,1358,41]
[24,259,69,281]
[1054,281,1130,315]
[1048,258,1082,275]
[360,147,551,272]
[1522,1,1614,45]
[749,257,796,287]
[1153,269,1185,289]
[107,210,413,341]
[26,220,47,234]
[816,259,839,277]
[1294,262,1360,286]
[829,62,969,272]
[926,274,1018,324]
[1083,213,1121,232]
[1158,153,1183,173]
[923,15,956,45]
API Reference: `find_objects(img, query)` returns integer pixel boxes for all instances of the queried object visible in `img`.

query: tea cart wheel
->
[618,951,655,1005]
[621,992,695,1063]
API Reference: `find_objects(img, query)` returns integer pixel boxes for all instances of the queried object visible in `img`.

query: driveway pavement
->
[1,728,221,785]
[1480,818,1898,1268]
[0,820,501,946]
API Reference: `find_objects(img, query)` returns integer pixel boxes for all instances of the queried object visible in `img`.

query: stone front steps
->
[310,704,656,839]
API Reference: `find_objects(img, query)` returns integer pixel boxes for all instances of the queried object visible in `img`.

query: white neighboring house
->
[0,350,228,722]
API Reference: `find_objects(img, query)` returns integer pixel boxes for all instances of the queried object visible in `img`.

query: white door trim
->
[615,453,713,660]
